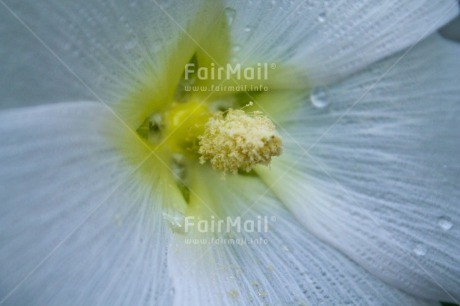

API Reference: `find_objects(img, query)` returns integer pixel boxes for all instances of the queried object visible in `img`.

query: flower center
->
[110,4,305,230]
[139,99,282,175]
[162,101,211,155]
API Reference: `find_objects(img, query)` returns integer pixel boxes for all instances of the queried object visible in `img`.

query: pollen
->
[198,109,282,174]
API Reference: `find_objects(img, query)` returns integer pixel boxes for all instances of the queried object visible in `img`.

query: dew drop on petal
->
[413,243,427,256]
[437,217,453,231]
[224,7,236,25]
[310,87,330,108]
[317,12,326,23]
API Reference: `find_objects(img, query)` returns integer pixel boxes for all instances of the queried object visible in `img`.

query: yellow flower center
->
[139,99,282,175]
[162,101,211,155]
[111,3,302,225]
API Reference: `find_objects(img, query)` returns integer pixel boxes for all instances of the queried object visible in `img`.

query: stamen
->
[198,109,282,174]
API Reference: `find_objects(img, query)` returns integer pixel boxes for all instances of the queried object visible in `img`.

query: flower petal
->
[0,7,91,110]
[0,0,222,126]
[0,102,179,305]
[167,168,435,306]
[257,34,460,301]
[226,0,459,87]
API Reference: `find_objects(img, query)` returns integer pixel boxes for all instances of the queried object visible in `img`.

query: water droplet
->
[413,244,427,256]
[224,7,236,25]
[317,12,326,23]
[244,26,252,32]
[310,87,330,108]
[437,217,453,231]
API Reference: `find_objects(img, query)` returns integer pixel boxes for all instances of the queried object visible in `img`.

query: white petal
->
[257,34,460,302]
[226,0,459,87]
[0,7,91,110]
[0,0,222,126]
[167,168,435,306]
[0,102,179,305]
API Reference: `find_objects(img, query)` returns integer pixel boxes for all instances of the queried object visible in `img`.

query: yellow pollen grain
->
[198,109,282,174]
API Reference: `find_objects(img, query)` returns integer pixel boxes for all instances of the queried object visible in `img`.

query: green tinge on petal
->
[102,111,188,217]
[115,1,230,128]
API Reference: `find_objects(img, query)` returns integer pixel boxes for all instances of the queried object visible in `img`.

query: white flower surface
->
[0,1,459,305]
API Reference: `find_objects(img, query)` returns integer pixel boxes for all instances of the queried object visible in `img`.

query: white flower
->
[1,0,460,305]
